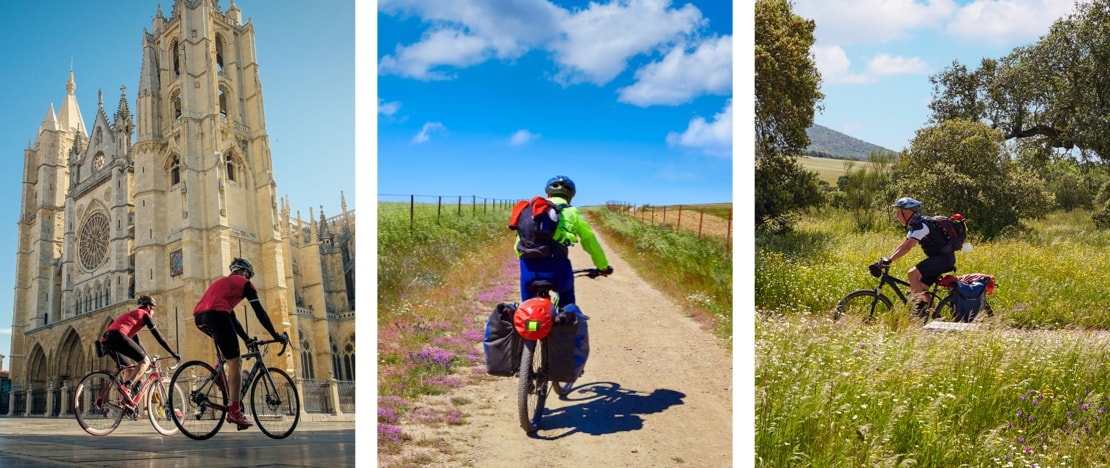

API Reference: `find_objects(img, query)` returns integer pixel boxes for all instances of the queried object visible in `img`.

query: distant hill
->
[804,124,894,161]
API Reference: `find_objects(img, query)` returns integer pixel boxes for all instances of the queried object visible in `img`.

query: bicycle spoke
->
[170,361,227,440]
[249,368,301,439]
[74,372,124,436]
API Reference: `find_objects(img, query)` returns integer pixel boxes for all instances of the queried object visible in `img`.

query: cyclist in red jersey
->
[193,257,287,428]
[99,295,180,406]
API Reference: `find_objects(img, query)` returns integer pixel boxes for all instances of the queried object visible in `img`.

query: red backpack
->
[509,196,567,258]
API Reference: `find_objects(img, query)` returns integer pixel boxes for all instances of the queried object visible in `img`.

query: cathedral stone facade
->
[5,0,355,416]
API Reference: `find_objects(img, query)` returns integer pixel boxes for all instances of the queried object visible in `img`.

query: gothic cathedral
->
[6,0,355,415]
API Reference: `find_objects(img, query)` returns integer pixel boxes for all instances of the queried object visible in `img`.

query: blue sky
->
[0,0,354,370]
[376,0,734,208]
[793,0,1079,152]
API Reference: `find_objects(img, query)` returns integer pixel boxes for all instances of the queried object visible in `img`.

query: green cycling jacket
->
[546,196,609,270]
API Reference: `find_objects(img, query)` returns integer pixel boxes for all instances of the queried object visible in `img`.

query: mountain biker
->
[517,175,613,306]
[99,295,180,406]
[193,257,287,428]
[878,196,957,314]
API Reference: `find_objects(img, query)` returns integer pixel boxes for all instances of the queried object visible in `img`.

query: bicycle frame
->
[192,336,289,415]
[518,268,601,432]
[101,354,173,411]
[870,264,946,307]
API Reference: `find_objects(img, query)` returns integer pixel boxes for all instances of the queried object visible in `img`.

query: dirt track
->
[395,232,733,467]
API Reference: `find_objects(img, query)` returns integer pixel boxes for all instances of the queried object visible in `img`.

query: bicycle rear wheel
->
[249,367,301,439]
[552,380,574,397]
[517,339,548,432]
[834,290,892,325]
[147,377,183,436]
[170,361,227,440]
[933,295,994,323]
[73,371,125,436]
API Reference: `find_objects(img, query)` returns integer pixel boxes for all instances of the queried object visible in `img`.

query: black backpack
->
[929,214,967,252]
[509,196,568,258]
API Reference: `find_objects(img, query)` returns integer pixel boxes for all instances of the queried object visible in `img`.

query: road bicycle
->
[834,263,993,324]
[519,268,603,433]
[169,331,300,440]
[73,352,183,437]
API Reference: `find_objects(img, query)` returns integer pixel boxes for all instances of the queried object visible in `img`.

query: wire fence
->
[604,201,733,254]
[378,194,515,230]
[377,194,732,254]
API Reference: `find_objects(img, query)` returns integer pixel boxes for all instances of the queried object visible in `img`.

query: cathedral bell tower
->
[131,0,296,362]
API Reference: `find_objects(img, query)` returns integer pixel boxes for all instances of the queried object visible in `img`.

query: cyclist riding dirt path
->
[393,228,733,466]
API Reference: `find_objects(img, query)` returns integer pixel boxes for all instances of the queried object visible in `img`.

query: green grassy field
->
[756,207,1110,466]
[795,155,868,185]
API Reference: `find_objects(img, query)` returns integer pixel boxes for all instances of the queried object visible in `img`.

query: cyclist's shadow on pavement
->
[529,381,685,440]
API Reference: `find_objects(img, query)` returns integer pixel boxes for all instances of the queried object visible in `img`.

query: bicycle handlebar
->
[247,332,290,357]
[574,268,611,279]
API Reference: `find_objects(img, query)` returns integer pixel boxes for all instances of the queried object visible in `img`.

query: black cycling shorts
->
[195,311,242,359]
[915,252,957,286]
[102,330,145,367]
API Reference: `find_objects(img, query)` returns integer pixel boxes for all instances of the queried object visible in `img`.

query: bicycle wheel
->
[147,376,183,436]
[73,371,125,436]
[518,339,548,432]
[834,290,892,325]
[933,295,995,323]
[170,361,227,440]
[249,367,301,439]
[552,380,574,397]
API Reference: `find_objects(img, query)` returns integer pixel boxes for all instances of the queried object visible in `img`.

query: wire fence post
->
[457,196,462,216]
[409,194,414,231]
[472,195,476,215]
[677,205,682,231]
[727,208,733,256]
[437,196,442,225]
[698,208,704,239]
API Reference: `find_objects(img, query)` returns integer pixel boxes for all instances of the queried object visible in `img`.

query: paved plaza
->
[0,416,357,467]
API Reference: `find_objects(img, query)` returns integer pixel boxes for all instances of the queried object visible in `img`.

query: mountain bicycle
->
[169,331,300,440]
[519,268,603,433]
[73,353,182,437]
[834,263,993,324]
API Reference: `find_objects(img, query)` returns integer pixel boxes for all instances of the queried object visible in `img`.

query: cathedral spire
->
[319,206,332,240]
[39,103,59,134]
[56,71,87,136]
[114,85,133,131]
[340,191,351,234]
[227,0,242,25]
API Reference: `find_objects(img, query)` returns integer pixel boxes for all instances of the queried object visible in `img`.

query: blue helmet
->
[545,175,576,199]
[891,197,922,211]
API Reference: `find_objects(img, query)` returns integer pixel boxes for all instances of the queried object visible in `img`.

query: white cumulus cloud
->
[550,0,704,85]
[946,0,1076,46]
[380,0,711,94]
[666,99,731,158]
[509,129,540,146]
[379,99,401,116]
[815,45,927,84]
[619,35,731,106]
[412,122,446,144]
[380,28,492,80]
[794,0,958,45]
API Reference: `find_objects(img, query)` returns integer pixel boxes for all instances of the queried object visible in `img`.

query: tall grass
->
[757,315,1110,466]
[377,201,519,462]
[756,207,1110,465]
[757,208,1110,328]
[378,201,511,311]
[589,207,732,341]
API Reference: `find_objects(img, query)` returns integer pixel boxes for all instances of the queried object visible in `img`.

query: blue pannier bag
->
[953,280,987,323]
[546,304,589,382]
[484,303,521,377]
